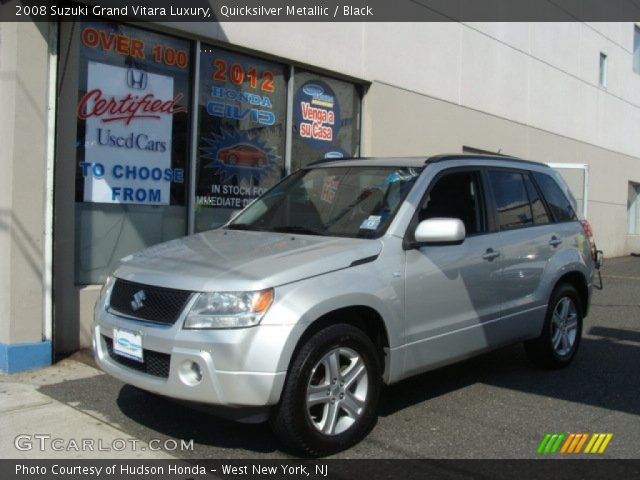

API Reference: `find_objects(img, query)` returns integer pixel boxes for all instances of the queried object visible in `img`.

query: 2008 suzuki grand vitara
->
[94,154,599,456]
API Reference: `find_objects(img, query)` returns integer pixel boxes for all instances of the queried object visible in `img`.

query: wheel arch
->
[286,305,392,384]
[554,270,590,317]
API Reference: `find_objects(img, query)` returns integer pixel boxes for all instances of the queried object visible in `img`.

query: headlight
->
[184,289,274,329]
[97,275,116,308]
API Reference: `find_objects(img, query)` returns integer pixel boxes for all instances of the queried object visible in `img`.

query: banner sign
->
[78,62,184,205]
[196,48,286,215]
[294,79,341,152]
[76,22,191,206]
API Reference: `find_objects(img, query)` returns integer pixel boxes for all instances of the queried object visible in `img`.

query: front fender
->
[262,258,405,384]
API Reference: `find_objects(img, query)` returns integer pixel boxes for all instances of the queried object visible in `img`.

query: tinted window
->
[524,175,551,225]
[533,172,577,222]
[488,171,533,230]
[419,171,485,235]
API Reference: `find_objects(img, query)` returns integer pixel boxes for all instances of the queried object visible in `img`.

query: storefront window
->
[74,21,192,284]
[292,71,361,171]
[68,22,362,282]
[194,46,287,232]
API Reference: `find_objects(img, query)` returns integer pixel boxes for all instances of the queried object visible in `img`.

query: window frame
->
[633,24,640,75]
[599,51,608,88]
[60,17,367,285]
[628,181,640,235]
[71,19,197,285]
[403,166,492,248]
[523,171,553,226]
[484,168,537,232]
[483,167,559,232]
[531,171,579,224]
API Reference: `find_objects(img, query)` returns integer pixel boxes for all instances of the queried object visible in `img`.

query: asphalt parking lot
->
[32,256,640,458]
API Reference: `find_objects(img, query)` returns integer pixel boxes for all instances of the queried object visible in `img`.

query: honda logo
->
[126,68,148,90]
[130,290,146,311]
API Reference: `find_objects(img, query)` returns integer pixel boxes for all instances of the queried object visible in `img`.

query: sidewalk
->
[0,353,174,459]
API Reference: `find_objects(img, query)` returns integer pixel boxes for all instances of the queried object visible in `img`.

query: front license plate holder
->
[113,328,144,363]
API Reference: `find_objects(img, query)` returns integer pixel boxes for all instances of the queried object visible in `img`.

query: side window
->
[487,171,533,230]
[524,174,551,225]
[419,171,485,235]
[532,172,578,222]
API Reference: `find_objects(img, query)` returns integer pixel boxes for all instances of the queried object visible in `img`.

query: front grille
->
[108,279,192,325]
[103,335,171,378]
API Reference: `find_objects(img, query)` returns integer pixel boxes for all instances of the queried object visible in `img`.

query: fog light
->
[179,361,203,385]
[191,362,203,382]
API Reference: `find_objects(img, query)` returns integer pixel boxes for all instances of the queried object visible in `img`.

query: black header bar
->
[2,0,640,22]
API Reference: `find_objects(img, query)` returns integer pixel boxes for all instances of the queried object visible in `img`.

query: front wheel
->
[525,283,583,368]
[270,324,381,456]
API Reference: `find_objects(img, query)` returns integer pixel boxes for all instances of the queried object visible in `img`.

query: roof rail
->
[306,156,365,166]
[427,153,550,168]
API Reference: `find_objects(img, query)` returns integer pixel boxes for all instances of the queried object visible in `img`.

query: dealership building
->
[1,15,640,372]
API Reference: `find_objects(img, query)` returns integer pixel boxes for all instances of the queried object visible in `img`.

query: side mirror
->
[414,218,466,245]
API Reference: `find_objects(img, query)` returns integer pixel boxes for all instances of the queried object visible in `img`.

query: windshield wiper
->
[271,225,325,236]
[226,223,264,231]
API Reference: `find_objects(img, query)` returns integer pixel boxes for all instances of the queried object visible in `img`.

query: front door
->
[403,169,504,377]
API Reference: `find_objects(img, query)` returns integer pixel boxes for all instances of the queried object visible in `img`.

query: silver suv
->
[94,155,598,456]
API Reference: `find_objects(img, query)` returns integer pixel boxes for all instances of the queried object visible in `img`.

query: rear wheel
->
[270,324,381,456]
[525,283,583,368]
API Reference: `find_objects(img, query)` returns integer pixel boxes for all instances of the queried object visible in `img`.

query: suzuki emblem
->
[131,290,146,311]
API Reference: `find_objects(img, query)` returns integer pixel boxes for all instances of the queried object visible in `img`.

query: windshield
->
[228,166,422,238]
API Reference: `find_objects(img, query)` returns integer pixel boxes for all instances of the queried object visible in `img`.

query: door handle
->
[482,248,501,261]
[549,236,563,247]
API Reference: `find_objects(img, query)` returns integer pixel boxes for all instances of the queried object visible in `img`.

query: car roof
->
[306,154,550,169]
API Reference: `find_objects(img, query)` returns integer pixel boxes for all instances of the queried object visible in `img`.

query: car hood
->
[113,229,382,292]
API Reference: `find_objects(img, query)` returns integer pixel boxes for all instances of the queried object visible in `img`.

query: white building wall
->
[0,21,51,347]
[179,21,640,162]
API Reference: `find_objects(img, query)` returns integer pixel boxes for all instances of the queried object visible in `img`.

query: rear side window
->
[487,171,533,230]
[532,172,577,222]
[524,175,551,225]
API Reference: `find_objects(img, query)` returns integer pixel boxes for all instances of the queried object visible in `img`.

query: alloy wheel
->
[551,296,578,356]
[305,347,369,435]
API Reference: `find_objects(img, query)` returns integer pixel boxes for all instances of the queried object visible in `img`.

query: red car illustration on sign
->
[217,144,268,167]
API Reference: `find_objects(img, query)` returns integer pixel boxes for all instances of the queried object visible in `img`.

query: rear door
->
[484,169,556,339]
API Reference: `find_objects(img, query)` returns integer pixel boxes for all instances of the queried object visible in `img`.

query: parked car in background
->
[93,154,599,456]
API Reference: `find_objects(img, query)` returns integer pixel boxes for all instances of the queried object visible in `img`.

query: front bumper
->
[93,301,292,407]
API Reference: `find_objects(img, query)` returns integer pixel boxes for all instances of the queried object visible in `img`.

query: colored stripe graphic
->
[574,433,589,453]
[584,433,613,454]
[560,433,575,453]
[537,433,565,454]
[539,433,613,454]
[537,434,552,454]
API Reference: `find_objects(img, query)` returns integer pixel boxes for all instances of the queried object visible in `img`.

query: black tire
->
[270,323,381,457]
[525,283,583,369]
